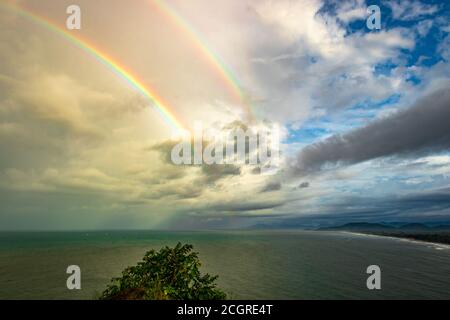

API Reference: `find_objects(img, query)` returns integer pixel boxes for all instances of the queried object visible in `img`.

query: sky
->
[0,0,450,230]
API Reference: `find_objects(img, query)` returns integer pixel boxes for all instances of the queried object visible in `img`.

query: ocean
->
[0,230,449,300]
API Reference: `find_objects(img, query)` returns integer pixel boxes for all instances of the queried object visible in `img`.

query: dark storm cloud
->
[316,187,450,217]
[334,188,450,215]
[249,187,450,228]
[395,187,450,209]
[292,88,450,174]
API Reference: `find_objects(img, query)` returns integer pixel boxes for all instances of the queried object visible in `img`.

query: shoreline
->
[339,231,450,250]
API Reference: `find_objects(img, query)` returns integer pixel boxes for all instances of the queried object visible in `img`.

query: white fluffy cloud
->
[384,0,440,21]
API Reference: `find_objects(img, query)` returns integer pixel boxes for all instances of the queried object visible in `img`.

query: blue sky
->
[288,0,450,146]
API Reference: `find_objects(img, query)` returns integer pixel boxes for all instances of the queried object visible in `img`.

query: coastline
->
[339,231,450,250]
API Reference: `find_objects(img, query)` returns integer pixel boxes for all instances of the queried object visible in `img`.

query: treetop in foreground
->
[100,243,227,300]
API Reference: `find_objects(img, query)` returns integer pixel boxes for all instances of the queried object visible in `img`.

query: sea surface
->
[0,230,449,300]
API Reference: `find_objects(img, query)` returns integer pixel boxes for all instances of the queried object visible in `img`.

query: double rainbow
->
[1,0,254,131]
[0,1,186,133]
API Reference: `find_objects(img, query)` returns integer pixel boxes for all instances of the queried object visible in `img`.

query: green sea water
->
[0,230,449,300]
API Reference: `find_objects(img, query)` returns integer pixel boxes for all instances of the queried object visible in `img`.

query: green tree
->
[100,243,227,300]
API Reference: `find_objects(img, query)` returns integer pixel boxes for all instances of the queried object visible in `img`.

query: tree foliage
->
[100,243,227,300]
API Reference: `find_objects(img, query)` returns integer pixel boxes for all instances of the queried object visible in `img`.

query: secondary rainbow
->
[150,0,254,119]
[0,1,186,133]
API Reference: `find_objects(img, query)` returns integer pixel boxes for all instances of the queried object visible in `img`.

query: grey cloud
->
[143,184,204,200]
[150,140,179,164]
[260,182,282,193]
[210,201,284,213]
[298,182,310,189]
[201,164,241,183]
[292,88,450,175]
[251,167,262,175]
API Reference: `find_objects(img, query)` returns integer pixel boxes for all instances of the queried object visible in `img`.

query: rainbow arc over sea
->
[0,1,187,134]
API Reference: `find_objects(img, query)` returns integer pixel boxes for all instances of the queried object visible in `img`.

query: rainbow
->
[150,0,253,119]
[0,1,186,133]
